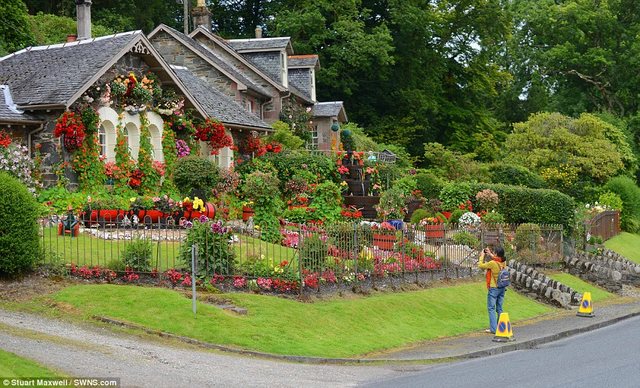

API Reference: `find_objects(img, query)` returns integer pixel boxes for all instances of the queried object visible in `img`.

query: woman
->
[478,246,506,334]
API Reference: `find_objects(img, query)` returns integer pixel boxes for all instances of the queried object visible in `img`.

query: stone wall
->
[150,31,236,99]
[564,249,640,292]
[507,259,582,308]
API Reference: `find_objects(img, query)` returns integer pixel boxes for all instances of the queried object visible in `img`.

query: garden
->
[2,93,640,298]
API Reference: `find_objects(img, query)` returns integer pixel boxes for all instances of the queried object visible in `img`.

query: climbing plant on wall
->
[71,107,104,190]
[137,112,157,193]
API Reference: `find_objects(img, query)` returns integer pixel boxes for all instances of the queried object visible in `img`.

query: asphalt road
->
[363,315,640,388]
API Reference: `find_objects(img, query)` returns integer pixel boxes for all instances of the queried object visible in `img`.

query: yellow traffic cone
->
[493,312,515,342]
[577,292,594,317]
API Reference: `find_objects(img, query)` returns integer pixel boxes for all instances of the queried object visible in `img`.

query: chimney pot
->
[66,34,78,43]
[255,26,262,39]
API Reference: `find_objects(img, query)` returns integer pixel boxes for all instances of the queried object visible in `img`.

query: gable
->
[0,32,141,108]
[189,28,286,93]
[148,25,271,98]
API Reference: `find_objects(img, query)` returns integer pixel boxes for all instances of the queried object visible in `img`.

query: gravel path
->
[0,309,415,388]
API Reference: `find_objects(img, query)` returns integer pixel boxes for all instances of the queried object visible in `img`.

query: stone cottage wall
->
[150,31,237,99]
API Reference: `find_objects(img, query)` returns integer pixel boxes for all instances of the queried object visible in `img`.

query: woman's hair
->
[494,247,505,261]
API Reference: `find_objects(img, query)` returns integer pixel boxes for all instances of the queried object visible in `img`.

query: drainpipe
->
[28,123,45,155]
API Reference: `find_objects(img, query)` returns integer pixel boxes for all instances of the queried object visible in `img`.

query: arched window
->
[98,126,107,158]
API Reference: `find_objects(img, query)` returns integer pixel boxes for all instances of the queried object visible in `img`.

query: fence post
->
[443,224,448,280]
[353,222,359,283]
[401,226,406,284]
[191,244,197,318]
[298,225,303,297]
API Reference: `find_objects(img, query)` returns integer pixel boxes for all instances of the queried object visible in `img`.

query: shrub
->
[489,163,546,189]
[392,176,418,196]
[598,192,623,211]
[376,187,407,220]
[179,219,235,276]
[469,183,575,230]
[514,223,542,251]
[604,176,640,232]
[0,139,40,194]
[439,182,473,211]
[452,231,479,248]
[310,181,343,223]
[299,234,328,272]
[415,171,445,199]
[121,237,153,272]
[482,211,505,224]
[410,208,430,224]
[0,172,40,277]
[242,171,283,243]
[475,189,499,211]
[172,156,219,200]
[448,209,465,224]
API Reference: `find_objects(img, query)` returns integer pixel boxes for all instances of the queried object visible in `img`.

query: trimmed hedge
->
[0,172,40,277]
[489,163,546,189]
[469,182,575,229]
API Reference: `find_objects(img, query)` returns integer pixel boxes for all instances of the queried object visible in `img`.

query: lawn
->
[52,282,552,358]
[546,272,614,303]
[41,227,296,272]
[0,349,62,377]
[604,232,640,264]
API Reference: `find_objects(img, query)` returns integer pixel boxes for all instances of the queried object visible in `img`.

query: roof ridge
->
[227,37,291,42]
[0,30,141,62]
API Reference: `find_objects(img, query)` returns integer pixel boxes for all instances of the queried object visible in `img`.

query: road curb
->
[92,309,640,365]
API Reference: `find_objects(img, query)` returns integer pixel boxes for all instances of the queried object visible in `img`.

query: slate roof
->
[312,101,345,118]
[173,67,270,130]
[0,32,140,107]
[0,86,42,123]
[288,55,319,69]
[227,37,292,53]
[289,84,314,105]
[153,25,271,98]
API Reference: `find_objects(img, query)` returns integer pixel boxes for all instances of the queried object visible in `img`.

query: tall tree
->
[504,0,640,118]
[0,0,36,55]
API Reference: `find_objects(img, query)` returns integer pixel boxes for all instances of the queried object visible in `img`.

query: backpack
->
[496,265,510,288]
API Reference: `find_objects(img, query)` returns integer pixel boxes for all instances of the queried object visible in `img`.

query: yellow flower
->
[193,197,204,211]
[130,197,136,202]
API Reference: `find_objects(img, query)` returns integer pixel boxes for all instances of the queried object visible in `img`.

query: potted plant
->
[372,221,397,250]
[242,200,254,221]
[375,187,407,229]
[419,214,446,238]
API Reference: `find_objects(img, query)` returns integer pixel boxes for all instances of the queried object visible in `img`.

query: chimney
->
[192,1,212,32]
[76,0,92,40]
[255,26,262,39]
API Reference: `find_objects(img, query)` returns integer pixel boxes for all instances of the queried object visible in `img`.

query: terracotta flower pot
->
[242,206,255,221]
[373,233,396,250]
[424,224,445,238]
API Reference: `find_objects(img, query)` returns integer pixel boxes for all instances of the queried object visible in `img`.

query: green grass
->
[41,227,296,271]
[605,232,640,264]
[547,272,614,303]
[53,283,552,358]
[0,349,62,377]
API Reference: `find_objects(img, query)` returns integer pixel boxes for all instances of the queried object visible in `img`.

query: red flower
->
[195,119,233,155]
[0,130,11,148]
[54,111,86,152]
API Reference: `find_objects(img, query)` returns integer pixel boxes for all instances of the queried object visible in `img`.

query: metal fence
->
[40,215,564,294]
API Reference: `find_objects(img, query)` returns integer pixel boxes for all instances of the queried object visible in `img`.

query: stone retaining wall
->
[564,249,640,292]
[507,260,582,309]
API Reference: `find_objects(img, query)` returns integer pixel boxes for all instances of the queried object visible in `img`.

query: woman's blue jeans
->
[487,287,506,333]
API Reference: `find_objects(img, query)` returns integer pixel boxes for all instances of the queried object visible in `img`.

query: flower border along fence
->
[40,214,564,295]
